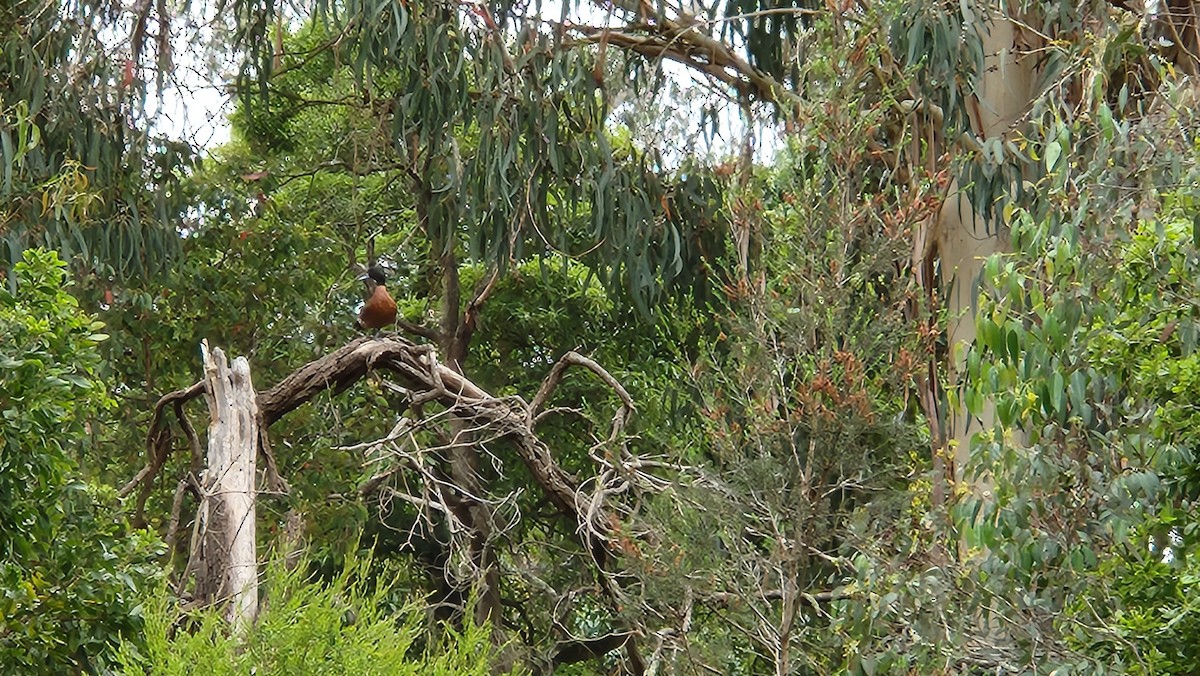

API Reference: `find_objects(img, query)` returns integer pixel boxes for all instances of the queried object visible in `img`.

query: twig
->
[459,267,500,346]
[533,405,587,426]
[383,487,451,513]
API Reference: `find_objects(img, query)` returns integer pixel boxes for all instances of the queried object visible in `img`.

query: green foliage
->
[1088,219,1200,468]
[888,0,984,137]
[958,129,1200,668]
[1071,543,1200,674]
[218,4,728,310]
[118,552,511,675]
[722,0,812,84]
[0,249,164,673]
[0,2,192,281]
[1069,216,1200,673]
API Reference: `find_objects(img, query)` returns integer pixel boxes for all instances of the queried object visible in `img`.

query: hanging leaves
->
[222,0,730,308]
[0,1,194,283]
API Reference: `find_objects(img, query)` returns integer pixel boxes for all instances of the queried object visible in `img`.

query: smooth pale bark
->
[197,340,259,634]
[929,10,1040,483]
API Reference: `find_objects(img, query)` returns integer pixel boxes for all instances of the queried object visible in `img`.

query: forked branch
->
[530,350,635,425]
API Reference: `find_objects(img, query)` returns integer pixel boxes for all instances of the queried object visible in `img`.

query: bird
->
[356,266,397,336]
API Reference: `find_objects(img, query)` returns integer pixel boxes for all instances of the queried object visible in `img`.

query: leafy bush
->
[117,553,510,675]
[961,196,1200,669]
[0,249,163,672]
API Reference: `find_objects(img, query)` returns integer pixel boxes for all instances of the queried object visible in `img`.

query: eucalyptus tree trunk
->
[926,10,1040,495]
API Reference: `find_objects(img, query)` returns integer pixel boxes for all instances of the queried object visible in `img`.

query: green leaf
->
[1045,140,1062,172]
[1051,371,1065,415]
[1006,327,1021,363]
[1,129,13,194]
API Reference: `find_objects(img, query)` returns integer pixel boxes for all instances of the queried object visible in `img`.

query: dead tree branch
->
[133,337,640,566]
[122,380,206,496]
[175,398,203,470]
[529,351,635,424]
[121,381,207,518]
[133,336,648,664]
[164,474,201,565]
[255,337,628,562]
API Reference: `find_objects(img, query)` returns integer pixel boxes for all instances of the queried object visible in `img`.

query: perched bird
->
[356,266,397,335]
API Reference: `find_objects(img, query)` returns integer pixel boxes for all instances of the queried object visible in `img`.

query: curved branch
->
[120,380,206,499]
[529,351,636,424]
[552,631,639,667]
[175,399,204,471]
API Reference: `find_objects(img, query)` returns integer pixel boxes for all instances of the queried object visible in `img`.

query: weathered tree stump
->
[190,340,259,634]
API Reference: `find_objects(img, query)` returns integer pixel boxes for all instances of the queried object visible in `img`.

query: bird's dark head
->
[359,266,388,286]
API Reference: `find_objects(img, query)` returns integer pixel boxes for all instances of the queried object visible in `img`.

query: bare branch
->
[552,631,639,666]
[461,267,500,341]
[705,589,845,605]
[164,475,200,565]
[121,380,206,498]
[530,351,636,425]
[533,405,587,426]
[383,487,451,513]
[395,317,441,341]
[257,337,490,426]
[175,399,204,472]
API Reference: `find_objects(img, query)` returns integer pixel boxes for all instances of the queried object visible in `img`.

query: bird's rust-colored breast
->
[359,284,397,329]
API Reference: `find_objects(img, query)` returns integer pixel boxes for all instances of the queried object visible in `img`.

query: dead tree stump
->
[190,340,259,633]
